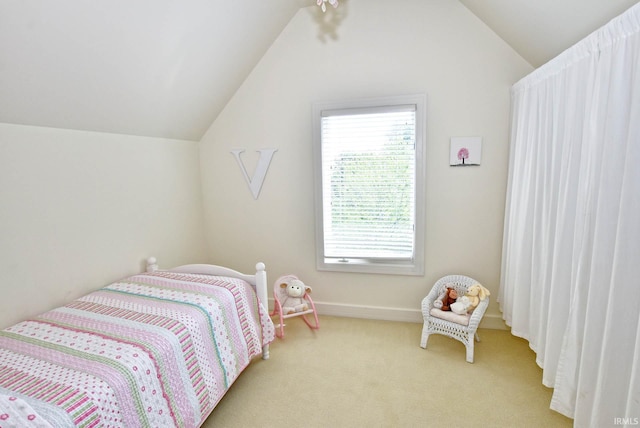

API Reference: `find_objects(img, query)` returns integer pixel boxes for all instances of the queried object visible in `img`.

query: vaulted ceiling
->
[1,0,637,141]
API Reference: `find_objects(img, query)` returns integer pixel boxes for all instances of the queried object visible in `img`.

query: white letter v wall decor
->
[230,148,278,199]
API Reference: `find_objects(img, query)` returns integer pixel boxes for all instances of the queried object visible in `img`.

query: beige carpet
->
[202,316,572,428]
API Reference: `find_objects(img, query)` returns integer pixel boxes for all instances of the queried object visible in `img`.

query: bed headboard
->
[145,257,270,359]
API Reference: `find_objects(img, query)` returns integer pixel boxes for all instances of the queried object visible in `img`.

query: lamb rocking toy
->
[270,274,319,338]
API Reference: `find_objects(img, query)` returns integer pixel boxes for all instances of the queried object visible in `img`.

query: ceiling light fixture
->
[317,0,338,12]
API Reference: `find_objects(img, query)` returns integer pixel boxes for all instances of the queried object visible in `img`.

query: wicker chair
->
[420,275,489,363]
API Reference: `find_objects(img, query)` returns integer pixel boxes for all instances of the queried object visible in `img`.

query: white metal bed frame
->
[145,256,270,360]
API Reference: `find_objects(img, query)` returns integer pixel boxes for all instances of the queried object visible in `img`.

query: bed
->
[0,257,275,427]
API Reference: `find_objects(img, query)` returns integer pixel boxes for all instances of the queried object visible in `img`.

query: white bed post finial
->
[146,257,158,273]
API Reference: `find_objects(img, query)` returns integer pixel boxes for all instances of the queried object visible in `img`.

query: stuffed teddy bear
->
[279,278,312,315]
[451,283,490,314]
[433,286,458,311]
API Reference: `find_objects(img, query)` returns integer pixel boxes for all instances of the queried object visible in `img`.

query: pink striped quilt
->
[0,271,275,428]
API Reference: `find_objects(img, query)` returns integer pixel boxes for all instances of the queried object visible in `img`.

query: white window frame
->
[312,94,426,275]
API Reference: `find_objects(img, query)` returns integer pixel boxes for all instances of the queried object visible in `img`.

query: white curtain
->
[500,3,640,426]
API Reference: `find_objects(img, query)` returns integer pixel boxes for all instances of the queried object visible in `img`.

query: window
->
[312,94,426,275]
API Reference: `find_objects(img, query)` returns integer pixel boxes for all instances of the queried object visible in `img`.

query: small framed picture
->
[450,136,482,166]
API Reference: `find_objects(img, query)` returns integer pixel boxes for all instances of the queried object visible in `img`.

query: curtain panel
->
[500,3,640,426]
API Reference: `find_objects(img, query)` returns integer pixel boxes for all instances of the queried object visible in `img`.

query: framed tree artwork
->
[450,136,482,166]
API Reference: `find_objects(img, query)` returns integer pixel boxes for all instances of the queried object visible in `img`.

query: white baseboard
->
[314,301,424,323]
[269,299,507,330]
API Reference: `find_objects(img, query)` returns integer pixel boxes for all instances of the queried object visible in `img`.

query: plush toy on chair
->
[451,283,491,315]
[280,279,312,315]
[433,286,458,311]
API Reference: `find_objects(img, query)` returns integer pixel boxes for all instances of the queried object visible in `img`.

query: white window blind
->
[320,104,416,261]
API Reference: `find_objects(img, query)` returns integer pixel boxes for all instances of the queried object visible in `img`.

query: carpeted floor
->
[202,316,573,428]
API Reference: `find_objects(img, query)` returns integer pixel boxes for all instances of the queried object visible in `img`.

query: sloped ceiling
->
[0,0,307,141]
[0,0,637,141]
[459,0,638,69]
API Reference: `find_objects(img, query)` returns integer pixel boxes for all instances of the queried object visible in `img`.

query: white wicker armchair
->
[420,275,489,363]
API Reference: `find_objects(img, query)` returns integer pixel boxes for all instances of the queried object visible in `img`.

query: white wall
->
[0,123,207,328]
[199,0,533,326]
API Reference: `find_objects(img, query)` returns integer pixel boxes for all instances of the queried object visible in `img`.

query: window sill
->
[317,258,424,276]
